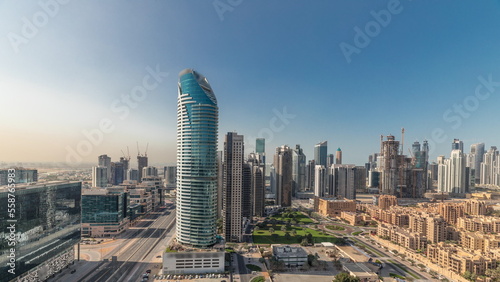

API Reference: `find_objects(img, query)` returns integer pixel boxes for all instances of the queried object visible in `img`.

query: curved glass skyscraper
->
[176,69,218,247]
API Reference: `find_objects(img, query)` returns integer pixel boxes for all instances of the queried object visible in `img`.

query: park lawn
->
[270,212,314,224]
[325,225,345,231]
[253,224,341,244]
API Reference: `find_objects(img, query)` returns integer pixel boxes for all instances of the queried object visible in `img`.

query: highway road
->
[52,206,176,282]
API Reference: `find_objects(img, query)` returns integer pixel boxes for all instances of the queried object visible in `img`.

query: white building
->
[437,150,467,194]
[92,166,107,188]
[162,251,225,274]
[314,165,327,197]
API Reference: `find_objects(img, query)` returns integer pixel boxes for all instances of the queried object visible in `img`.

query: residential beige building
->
[427,242,497,276]
[379,195,398,210]
[316,198,356,217]
[457,216,500,233]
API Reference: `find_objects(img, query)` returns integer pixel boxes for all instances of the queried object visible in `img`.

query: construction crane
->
[145,142,149,157]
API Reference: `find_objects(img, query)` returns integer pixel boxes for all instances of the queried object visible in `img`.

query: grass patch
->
[389,273,406,279]
[246,264,262,272]
[271,211,314,224]
[252,224,342,244]
[349,238,385,257]
[250,277,265,282]
[352,231,363,236]
[388,259,420,279]
[326,225,345,231]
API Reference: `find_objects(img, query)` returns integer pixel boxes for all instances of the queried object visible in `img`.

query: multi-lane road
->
[51,206,176,282]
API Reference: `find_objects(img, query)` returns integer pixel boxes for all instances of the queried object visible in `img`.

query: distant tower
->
[92,166,108,188]
[314,141,328,167]
[98,154,111,184]
[336,148,342,164]
[292,145,306,195]
[137,155,148,182]
[452,139,464,152]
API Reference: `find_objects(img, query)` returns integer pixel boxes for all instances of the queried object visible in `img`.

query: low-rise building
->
[162,250,225,274]
[272,245,308,267]
[342,263,379,282]
[316,197,356,217]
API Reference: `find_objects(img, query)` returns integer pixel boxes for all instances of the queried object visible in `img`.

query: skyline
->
[2,1,500,165]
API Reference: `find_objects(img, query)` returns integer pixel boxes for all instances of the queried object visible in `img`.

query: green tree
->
[332,272,360,282]
[462,270,478,281]
[284,232,291,240]
[486,265,500,282]
[269,227,275,235]
[254,226,260,232]
[291,229,297,237]
[281,225,287,232]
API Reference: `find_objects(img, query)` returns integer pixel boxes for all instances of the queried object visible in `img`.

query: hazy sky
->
[1,0,500,167]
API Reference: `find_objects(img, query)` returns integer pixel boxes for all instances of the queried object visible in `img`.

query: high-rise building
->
[438,149,467,194]
[480,146,500,186]
[248,152,265,217]
[256,138,265,154]
[451,138,464,152]
[111,162,125,185]
[327,154,334,168]
[176,69,218,247]
[92,166,108,188]
[328,164,365,199]
[274,145,293,207]
[216,151,224,218]
[242,163,252,219]
[336,148,342,164]
[126,168,139,181]
[0,182,81,281]
[314,141,328,167]
[292,144,306,195]
[306,160,316,191]
[222,132,244,242]
[98,154,112,183]
[379,135,400,195]
[469,143,485,183]
[137,155,148,183]
[142,166,158,178]
[119,156,130,171]
[314,165,327,197]
[164,166,177,189]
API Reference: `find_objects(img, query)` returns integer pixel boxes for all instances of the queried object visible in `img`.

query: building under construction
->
[378,130,428,198]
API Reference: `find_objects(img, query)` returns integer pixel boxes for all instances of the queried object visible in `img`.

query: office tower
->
[469,143,485,183]
[242,163,252,219]
[248,152,265,217]
[222,132,244,242]
[379,135,400,195]
[126,168,139,181]
[0,168,38,185]
[274,145,293,207]
[256,138,265,154]
[429,162,439,181]
[269,165,276,195]
[481,146,500,186]
[451,138,464,152]
[177,69,218,247]
[306,160,316,191]
[98,154,112,183]
[111,162,125,185]
[0,182,81,281]
[314,165,327,197]
[314,141,328,166]
[336,148,342,164]
[327,154,334,168]
[438,149,467,194]
[292,144,306,195]
[328,164,366,199]
[164,166,177,189]
[142,166,158,178]
[92,166,108,188]
[216,151,223,218]
[119,156,130,171]
[137,155,148,183]
[81,189,128,237]
[368,170,380,188]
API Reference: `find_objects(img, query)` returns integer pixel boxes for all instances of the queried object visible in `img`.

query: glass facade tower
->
[177,69,218,247]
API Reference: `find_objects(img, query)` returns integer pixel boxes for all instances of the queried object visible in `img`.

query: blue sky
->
[1,0,500,166]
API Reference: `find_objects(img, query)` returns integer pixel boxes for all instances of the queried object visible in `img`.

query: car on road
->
[146,269,151,273]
